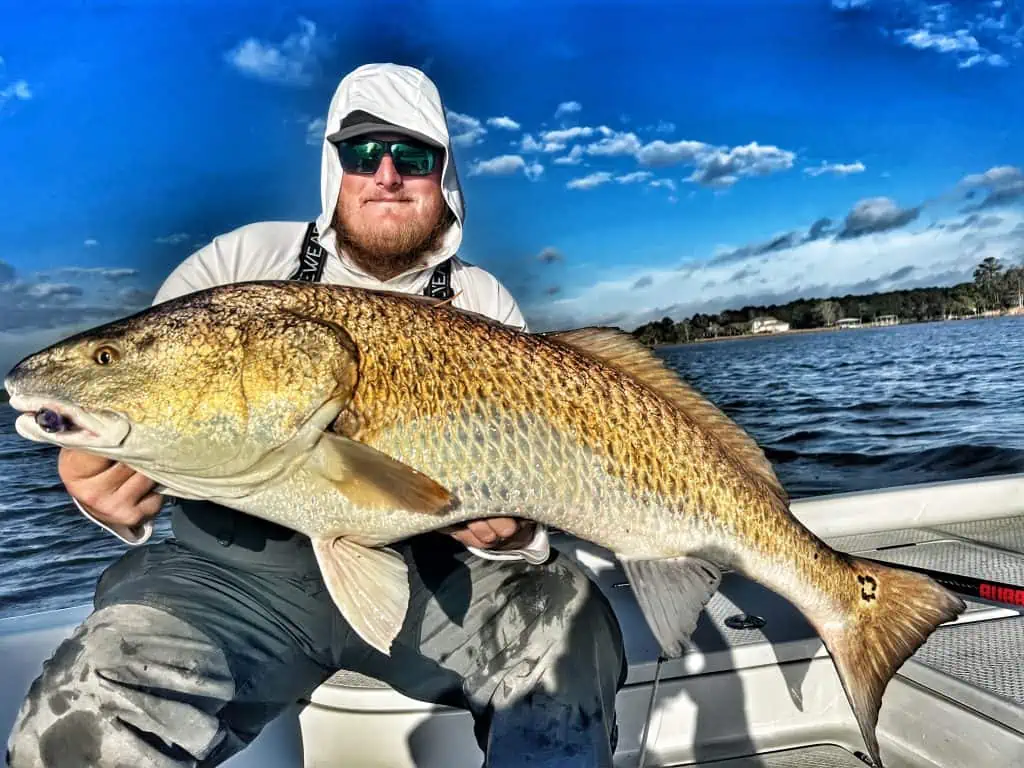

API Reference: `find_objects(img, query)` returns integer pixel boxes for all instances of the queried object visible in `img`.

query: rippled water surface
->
[2,317,1022,618]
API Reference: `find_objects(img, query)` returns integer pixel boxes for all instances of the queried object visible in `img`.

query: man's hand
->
[443,517,537,550]
[58,448,164,530]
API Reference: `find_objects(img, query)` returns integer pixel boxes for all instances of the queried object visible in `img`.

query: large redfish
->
[5,281,965,767]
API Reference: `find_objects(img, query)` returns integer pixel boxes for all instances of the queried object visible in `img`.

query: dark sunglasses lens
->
[391,143,437,175]
[339,140,385,173]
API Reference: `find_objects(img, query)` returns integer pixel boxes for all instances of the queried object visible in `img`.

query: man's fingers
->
[97,461,144,489]
[446,518,524,549]
[70,463,161,528]
[58,448,114,483]
[135,491,164,520]
[484,517,520,540]
[111,471,159,508]
[496,521,537,550]
[442,518,536,550]
[448,529,479,548]
[466,520,500,545]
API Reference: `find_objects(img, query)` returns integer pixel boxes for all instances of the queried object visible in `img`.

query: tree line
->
[632,257,1024,346]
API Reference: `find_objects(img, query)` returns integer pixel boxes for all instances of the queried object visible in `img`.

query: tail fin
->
[819,556,966,768]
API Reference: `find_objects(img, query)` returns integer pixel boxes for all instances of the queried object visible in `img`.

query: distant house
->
[750,316,790,334]
[834,317,862,329]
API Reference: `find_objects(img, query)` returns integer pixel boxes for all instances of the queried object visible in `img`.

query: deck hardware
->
[725,613,766,630]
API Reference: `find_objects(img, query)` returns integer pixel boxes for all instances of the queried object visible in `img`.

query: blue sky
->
[1,0,1022,371]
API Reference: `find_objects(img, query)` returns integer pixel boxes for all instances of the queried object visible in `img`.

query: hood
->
[315,63,465,281]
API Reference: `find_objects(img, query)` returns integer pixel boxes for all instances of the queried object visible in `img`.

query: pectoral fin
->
[312,537,410,656]
[621,555,722,658]
[313,432,453,514]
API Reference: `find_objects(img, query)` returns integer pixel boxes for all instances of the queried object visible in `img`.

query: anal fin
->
[312,537,410,656]
[621,555,722,657]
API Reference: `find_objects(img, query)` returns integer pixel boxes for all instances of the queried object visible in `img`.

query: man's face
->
[333,131,449,279]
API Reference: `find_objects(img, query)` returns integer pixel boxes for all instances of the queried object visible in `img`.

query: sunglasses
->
[337,138,440,176]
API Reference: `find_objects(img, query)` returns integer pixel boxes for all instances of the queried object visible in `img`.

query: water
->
[2,317,1023,619]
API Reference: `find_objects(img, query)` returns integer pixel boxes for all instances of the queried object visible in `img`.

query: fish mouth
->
[8,394,131,450]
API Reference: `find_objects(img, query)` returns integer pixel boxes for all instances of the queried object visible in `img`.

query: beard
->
[334,194,453,281]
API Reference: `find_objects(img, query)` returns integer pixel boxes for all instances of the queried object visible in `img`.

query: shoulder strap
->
[289,221,328,283]
[424,258,454,300]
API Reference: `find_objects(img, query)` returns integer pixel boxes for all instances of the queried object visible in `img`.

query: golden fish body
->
[5,281,965,768]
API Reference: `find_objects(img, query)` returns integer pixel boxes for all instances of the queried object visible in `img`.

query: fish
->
[4,280,965,767]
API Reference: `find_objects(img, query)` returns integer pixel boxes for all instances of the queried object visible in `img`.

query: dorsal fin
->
[545,327,788,504]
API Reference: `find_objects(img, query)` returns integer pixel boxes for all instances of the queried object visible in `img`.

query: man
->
[6,63,626,768]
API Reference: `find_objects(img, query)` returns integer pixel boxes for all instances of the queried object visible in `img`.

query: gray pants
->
[6,506,625,768]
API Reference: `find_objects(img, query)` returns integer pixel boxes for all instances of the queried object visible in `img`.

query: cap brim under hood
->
[314,63,466,279]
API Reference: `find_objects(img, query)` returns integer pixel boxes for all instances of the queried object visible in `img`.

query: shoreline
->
[650,312,1023,348]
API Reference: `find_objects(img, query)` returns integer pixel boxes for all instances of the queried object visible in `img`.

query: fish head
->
[4,284,360,483]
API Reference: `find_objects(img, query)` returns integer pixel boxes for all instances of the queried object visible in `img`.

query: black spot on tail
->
[858,574,878,602]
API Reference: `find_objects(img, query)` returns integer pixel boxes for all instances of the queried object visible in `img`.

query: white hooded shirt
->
[77,63,550,565]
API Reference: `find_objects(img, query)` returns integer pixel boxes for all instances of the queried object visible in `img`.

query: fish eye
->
[93,345,120,366]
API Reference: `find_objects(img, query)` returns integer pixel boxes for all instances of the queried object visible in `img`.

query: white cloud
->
[525,162,544,181]
[447,110,486,147]
[3,80,31,100]
[643,120,675,133]
[854,0,1021,69]
[519,133,544,153]
[468,154,543,181]
[84,239,99,247]
[958,165,1024,208]
[0,78,31,113]
[838,196,920,238]
[567,172,613,190]
[224,18,325,86]
[960,52,1009,68]
[469,155,523,176]
[804,161,866,177]
[584,131,643,158]
[688,142,796,187]
[960,165,1023,188]
[42,267,139,281]
[0,260,152,357]
[542,126,594,144]
[305,117,325,145]
[553,145,585,165]
[565,169,666,192]
[26,283,82,302]
[523,209,1024,332]
[487,116,520,131]
[636,139,708,167]
[616,171,653,184]
[571,131,795,188]
[554,100,581,118]
[155,233,190,245]
[901,29,980,54]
